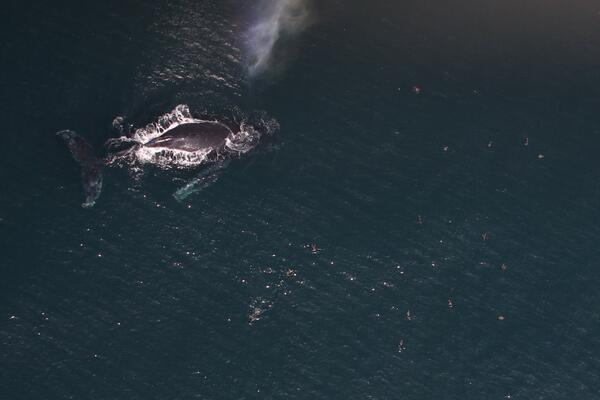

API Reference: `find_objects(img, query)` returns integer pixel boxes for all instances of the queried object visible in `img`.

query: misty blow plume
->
[245,0,313,78]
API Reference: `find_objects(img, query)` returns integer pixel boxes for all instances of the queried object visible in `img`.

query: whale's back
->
[145,122,231,152]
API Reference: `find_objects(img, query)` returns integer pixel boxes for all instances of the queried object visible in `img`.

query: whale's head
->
[247,111,280,138]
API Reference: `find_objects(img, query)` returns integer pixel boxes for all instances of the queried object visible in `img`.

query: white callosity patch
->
[225,123,261,154]
[226,113,280,154]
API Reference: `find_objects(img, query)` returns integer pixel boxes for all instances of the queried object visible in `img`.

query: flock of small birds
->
[281,84,536,349]
[240,86,533,399]
[4,84,542,400]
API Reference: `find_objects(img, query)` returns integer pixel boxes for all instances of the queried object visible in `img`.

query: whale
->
[58,105,277,207]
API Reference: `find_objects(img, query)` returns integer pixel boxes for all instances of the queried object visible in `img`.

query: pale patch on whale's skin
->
[57,105,278,207]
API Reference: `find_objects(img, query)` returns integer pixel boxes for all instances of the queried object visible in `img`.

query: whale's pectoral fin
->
[173,160,231,202]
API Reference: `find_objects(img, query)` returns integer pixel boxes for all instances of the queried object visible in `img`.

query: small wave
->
[225,112,280,153]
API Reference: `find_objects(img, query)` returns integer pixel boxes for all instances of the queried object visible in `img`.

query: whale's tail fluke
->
[57,130,104,208]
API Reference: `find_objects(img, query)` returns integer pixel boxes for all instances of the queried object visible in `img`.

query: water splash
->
[133,146,214,168]
[131,104,200,144]
[246,0,312,77]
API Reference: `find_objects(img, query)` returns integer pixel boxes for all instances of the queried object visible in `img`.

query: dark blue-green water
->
[2,1,600,399]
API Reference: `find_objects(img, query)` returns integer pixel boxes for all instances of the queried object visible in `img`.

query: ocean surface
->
[2,1,600,399]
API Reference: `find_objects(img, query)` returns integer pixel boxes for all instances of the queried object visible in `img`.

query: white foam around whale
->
[131,104,204,144]
[110,104,266,169]
[133,146,214,168]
